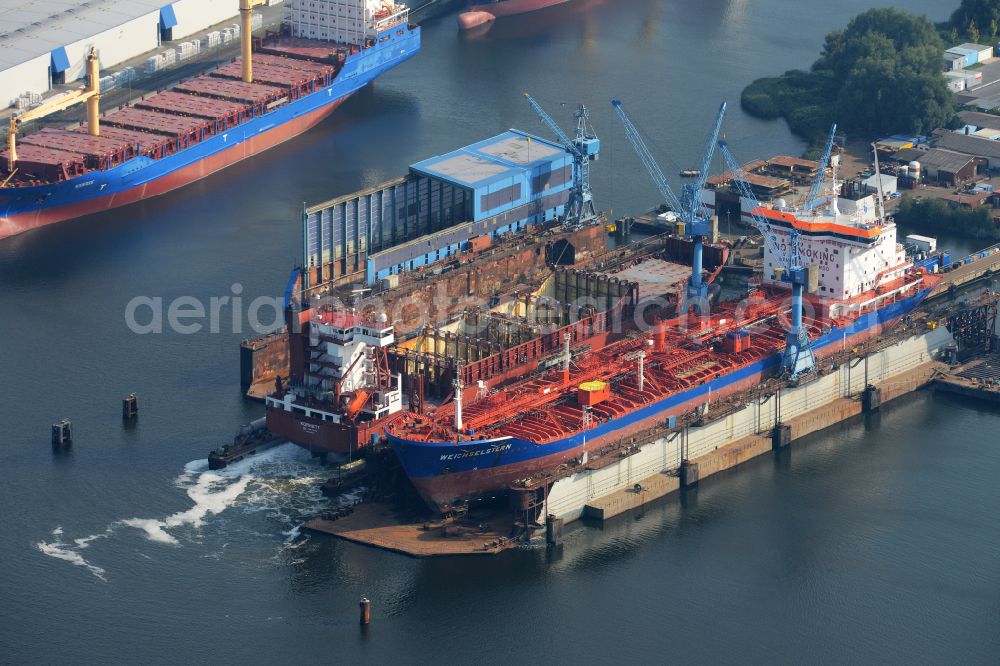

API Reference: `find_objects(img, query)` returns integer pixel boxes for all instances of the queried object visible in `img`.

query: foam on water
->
[35,527,109,582]
[35,443,333,579]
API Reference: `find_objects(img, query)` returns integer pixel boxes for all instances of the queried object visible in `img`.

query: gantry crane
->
[717,140,816,379]
[612,99,726,312]
[6,48,101,173]
[523,93,600,226]
[804,123,838,211]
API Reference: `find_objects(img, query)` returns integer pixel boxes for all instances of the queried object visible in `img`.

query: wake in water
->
[35,443,336,580]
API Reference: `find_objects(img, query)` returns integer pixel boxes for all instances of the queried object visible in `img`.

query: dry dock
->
[304,504,517,556]
[934,353,1000,403]
[540,326,954,522]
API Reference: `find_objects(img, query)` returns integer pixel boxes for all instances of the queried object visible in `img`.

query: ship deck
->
[387,291,821,444]
[386,269,934,446]
[0,37,348,186]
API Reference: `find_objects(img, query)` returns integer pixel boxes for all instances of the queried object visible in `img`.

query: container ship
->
[0,0,420,240]
[458,0,570,29]
[384,166,941,512]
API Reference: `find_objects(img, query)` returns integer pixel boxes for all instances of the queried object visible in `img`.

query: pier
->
[934,353,1000,403]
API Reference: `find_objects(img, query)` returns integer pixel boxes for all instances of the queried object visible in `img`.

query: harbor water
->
[2,0,998,661]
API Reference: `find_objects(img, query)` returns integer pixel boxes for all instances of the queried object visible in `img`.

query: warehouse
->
[0,0,239,107]
[933,131,1000,173]
[913,148,983,186]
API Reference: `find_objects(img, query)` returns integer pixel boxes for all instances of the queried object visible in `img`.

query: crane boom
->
[610,99,683,215]
[524,93,578,156]
[6,48,100,171]
[804,123,837,211]
[684,102,727,227]
[717,140,787,267]
[718,139,815,379]
[524,93,598,225]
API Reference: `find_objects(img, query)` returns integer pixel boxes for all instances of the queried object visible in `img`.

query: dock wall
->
[545,326,956,522]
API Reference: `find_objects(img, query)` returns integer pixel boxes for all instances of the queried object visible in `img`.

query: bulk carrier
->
[0,0,420,240]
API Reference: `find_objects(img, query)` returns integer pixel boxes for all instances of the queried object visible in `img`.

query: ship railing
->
[372,7,410,35]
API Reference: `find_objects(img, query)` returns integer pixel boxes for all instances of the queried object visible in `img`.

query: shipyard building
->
[0,0,242,106]
[300,130,578,289]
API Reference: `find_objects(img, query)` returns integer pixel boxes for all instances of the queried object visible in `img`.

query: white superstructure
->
[285,0,408,44]
[266,309,402,423]
[759,159,909,301]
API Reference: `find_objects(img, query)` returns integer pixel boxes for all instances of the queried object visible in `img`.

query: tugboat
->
[208,418,283,470]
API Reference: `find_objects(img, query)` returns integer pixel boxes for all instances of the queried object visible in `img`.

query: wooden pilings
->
[51,419,73,446]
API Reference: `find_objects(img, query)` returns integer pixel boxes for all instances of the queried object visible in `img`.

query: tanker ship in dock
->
[257,91,942,513]
[382,165,941,512]
[0,1,420,240]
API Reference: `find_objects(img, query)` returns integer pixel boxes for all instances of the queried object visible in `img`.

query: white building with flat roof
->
[0,0,240,107]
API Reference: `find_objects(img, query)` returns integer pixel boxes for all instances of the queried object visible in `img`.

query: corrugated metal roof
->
[955,42,992,52]
[410,130,567,188]
[934,131,1000,160]
[915,148,977,172]
[0,0,166,70]
[958,110,1000,131]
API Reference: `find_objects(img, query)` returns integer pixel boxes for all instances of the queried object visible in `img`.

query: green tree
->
[970,19,981,42]
[990,17,998,38]
[743,8,955,142]
[952,0,1000,38]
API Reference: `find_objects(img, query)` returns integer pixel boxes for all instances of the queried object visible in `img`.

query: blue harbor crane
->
[612,99,726,312]
[717,140,816,379]
[804,123,838,211]
[524,93,600,225]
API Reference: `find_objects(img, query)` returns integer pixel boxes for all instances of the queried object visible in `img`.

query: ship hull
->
[265,405,384,459]
[466,0,570,18]
[0,25,421,240]
[388,287,933,512]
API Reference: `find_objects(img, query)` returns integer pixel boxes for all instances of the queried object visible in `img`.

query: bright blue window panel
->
[50,47,70,73]
[160,5,178,29]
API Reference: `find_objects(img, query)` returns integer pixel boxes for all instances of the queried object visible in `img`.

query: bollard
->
[862,384,882,412]
[679,459,699,487]
[771,423,792,450]
[359,596,371,625]
[545,514,563,547]
[122,393,139,420]
[51,419,73,446]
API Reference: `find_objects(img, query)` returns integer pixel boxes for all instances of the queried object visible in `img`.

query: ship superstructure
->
[266,308,403,457]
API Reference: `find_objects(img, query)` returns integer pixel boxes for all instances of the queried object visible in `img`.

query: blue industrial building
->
[301,129,586,289]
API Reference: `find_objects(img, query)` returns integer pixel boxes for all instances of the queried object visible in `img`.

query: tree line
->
[741,1,1000,144]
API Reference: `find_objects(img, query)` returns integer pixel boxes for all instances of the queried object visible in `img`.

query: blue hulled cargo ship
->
[0,1,419,240]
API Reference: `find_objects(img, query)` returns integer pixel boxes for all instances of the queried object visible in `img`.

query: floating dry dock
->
[304,294,999,557]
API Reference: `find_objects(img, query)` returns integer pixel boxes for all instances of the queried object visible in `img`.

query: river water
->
[2,1,998,662]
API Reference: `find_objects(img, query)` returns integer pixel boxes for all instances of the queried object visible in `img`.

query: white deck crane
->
[524,93,600,226]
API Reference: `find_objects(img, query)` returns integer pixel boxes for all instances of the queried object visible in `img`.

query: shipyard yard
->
[3,0,1000,663]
